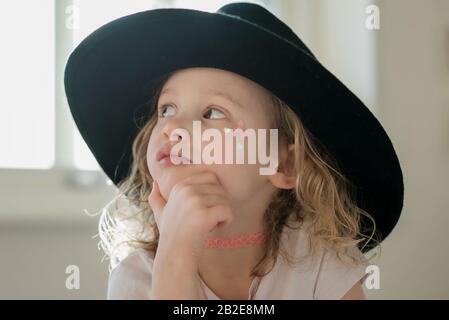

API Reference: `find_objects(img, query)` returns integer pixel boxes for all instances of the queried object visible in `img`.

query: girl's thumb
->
[148,180,166,215]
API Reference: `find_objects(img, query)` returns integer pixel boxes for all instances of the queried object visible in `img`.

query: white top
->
[107,222,370,300]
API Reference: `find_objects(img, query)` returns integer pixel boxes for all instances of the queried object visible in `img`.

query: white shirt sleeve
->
[314,246,370,300]
[106,248,154,300]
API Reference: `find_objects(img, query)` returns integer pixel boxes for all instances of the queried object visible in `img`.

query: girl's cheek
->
[146,134,159,173]
[146,147,154,176]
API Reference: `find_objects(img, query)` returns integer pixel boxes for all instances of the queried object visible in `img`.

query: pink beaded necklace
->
[204,231,266,249]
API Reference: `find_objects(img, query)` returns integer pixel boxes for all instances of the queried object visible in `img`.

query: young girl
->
[64,2,404,300]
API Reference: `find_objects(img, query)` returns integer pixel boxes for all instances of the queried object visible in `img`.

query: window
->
[0,0,55,169]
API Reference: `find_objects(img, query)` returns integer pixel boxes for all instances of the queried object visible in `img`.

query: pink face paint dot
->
[236,119,245,129]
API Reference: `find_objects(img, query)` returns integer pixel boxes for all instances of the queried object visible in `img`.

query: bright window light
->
[0,0,55,169]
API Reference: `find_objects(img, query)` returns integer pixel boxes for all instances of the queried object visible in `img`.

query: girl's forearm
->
[151,250,204,300]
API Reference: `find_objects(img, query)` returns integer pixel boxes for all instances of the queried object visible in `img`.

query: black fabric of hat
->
[64,2,404,253]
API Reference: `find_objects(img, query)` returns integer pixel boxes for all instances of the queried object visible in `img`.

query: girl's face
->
[146,67,278,207]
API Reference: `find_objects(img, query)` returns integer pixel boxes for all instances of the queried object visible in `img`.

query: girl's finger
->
[178,171,221,187]
[189,183,226,197]
[205,204,234,232]
[197,193,229,208]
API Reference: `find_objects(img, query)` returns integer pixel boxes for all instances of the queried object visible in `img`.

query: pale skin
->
[146,67,365,300]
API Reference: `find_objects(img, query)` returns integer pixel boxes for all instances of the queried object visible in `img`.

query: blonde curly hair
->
[94,71,380,276]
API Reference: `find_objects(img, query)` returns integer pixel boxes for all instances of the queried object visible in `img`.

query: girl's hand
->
[148,171,234,266]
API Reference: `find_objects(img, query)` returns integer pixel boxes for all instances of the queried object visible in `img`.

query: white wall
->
[281,0,449,299]
[0,220,108,299]
[373,0,449,299]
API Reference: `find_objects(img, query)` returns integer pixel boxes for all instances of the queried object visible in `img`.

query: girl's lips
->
[156,143,191,165]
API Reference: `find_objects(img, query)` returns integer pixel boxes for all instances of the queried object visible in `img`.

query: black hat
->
[64,2,404,252]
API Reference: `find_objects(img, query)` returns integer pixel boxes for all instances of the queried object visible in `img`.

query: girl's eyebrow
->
[159,87,243,109]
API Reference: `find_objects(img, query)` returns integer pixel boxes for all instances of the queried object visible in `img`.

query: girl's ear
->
[268,144,297,190]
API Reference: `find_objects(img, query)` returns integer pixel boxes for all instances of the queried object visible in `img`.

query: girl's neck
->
[198,238,266,281]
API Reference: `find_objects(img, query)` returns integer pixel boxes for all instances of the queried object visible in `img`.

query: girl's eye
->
[159,104,176,117]
[204,108,226,120]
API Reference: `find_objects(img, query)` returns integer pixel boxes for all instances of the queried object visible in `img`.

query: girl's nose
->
[162,117,192,142]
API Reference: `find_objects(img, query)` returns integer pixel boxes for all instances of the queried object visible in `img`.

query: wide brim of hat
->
[64,8,404,253]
